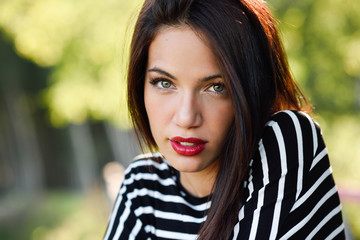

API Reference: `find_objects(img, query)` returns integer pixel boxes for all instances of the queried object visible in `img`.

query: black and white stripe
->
[232,111,344,239]
[104,153,210,240]
[104,111,345,239]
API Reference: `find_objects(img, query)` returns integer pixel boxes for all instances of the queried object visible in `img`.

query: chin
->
[166,154,211,173]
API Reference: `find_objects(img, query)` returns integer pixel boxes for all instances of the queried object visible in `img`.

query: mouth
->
[170,136,206,156]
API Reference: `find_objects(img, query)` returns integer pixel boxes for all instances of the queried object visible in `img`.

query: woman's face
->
[144,25,234,174]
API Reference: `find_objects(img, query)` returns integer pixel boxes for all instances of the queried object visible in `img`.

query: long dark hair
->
[127,0,309,239]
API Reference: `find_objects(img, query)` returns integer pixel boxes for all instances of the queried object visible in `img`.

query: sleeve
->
[232,110,344,240]
[103,165,148,240]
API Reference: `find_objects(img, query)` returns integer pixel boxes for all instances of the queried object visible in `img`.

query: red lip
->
[170,136,206,156]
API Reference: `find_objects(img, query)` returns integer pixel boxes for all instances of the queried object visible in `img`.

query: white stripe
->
[279,186,338,240]
[104,184,127,239]
[325,223,345,240]
[306,205,342,240]
[144,225,198,240]
[259,140,270,186]
[284,110,304,200]
[232,222,239,240]
[114,195,132,239]
[265,120,275,127]
[291,167,332,212]
[125,158,169,175]
[302,112,318,156]
[249,140,269,239]
[310,148,328,170]
[269,122,287,240]
[130,188,210,211]
[144,225,156,234]
[113,187,209,239]
[134,206,206,223]
[133,152,163,161]
[232,207,244,240]
[156,229,198,240]
[123,172,176,187]
[129,219,142,240]
[246,163,254,202]
[106,157,207,239]
[106,165,174,239]
[246,174,254,202]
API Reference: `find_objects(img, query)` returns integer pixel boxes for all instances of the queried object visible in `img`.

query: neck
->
[180,161,218,198]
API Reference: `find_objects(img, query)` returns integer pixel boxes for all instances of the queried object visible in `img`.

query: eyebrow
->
[202,74,222,82]
[148,68,176,80]
[148,67,222,82]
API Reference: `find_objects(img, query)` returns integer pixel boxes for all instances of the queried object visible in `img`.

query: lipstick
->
[170,136,206,156]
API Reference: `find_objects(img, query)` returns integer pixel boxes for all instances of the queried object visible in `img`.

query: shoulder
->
[121,152,177,190]
[238,111,343,239]
[267,110,318,133]
[126,152,170,174]
[263,110,320,157]
[255,110,327,181]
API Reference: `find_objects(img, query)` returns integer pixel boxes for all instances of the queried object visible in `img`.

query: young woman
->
[104,0,345,239]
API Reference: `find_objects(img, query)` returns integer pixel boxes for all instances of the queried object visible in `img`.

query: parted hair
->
[127,0,309,239]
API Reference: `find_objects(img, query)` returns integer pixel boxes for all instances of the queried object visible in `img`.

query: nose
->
[173,92,202,129]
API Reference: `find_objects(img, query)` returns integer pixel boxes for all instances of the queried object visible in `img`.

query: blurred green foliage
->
[0,0,143,128]
[270,0,360,116]
[0,190,108,240]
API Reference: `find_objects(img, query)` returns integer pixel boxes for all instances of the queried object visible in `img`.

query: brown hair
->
[127,0,309,239]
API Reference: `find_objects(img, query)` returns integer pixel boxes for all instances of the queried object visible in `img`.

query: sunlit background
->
[0,0,359,239]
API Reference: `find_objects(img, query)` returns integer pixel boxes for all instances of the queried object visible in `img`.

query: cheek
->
[144,91,158,125]
[144,89,172,133]
[206,101,234,138]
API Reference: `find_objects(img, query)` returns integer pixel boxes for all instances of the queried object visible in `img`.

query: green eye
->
[160,80,172,88]
[212,83,224,92]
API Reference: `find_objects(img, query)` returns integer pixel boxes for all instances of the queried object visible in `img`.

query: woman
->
[105,0,345,239]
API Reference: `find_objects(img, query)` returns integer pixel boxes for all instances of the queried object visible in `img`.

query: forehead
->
[147,25,220,77]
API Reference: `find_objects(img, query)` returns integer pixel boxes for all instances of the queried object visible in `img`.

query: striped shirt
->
[104,111,345,239]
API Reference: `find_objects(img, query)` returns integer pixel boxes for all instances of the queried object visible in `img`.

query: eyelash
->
[149,78,174,89]
[149,78,227,95]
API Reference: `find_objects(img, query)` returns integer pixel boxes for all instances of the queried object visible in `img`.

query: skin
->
[144,25,234,197]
